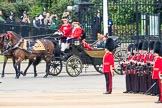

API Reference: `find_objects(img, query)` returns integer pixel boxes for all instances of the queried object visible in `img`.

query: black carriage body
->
[48,35,122,77]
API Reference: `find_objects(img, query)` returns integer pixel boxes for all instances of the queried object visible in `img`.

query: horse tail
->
[33,56,42,66]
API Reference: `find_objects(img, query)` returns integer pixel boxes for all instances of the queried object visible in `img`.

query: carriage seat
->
[84,48,105,58]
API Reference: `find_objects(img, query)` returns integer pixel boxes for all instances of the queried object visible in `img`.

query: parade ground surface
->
[0,62,161,108]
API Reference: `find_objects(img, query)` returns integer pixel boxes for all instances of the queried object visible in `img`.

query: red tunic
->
[157,57,162,102]
[102,51,114,73]
[149,54,154,62]
[152,57,162,79]
[122,55,131,67]
[143,53,149,64]
[58,23,72,38]
[138,53,143,62]
[71,26,82,40]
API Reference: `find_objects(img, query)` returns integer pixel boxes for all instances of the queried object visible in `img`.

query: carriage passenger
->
[96,33,108,48]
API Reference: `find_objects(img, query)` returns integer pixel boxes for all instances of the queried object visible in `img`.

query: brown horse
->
[0,33,39,78]
[0,33,21,78]
[3,31,55,78]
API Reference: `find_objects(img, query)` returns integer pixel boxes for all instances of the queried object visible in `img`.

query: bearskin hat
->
[142,41,148,51]
[138,41,143,50]
[134,42,139,51]
[149,41,155,50]
[154,41,161,55]
[128,43,135,52]
[105,38,114,52]
[159,44,162,57]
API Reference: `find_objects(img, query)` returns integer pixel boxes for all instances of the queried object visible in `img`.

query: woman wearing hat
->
[96,33,108,48]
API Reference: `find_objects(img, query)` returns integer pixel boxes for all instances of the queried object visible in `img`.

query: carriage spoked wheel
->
[66,55,83,77]
[93,64,103,74]
[49,58,62,76]
[113,49,127,75]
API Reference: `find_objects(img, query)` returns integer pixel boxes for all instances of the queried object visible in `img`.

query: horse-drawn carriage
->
[0,31,123,78]
[46,35,122,77]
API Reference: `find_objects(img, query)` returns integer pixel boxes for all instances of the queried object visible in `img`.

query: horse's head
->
[3,32,15,51]
[2,31,22,53]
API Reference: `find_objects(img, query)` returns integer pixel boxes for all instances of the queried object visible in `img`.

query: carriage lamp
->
[74,40,80,46]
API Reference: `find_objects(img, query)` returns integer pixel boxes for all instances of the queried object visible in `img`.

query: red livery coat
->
[71,26,82,40]
[58,23,72,38]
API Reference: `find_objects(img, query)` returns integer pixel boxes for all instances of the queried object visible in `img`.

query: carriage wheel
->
[113,49,126,75]
[66,55,83,77]
[49,59,62,76]
[93,64,103,74]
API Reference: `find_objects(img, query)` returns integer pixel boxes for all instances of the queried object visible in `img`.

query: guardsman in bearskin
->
[156,44,162,103]
[128,42,138,93]
[102,38,114,94]
[153,41,162,103]
[146,41,155,95]
[133,41,143,93]
[123,43,135,93]
[152,41,161,96]
[141,41,149,93]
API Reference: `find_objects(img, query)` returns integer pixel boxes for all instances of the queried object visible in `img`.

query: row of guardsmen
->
[121,40,162,103]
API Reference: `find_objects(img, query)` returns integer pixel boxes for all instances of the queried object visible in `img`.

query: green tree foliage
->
[0,2,30,19]
[0,0,159,27]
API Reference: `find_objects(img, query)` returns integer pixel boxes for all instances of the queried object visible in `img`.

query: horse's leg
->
[23,59,33,76]
[13,59,22,79]
[11,57,23,76]
[43,61,50,78]
[32,61,37,78]
[18,62,23,75]
[1,56,8,78]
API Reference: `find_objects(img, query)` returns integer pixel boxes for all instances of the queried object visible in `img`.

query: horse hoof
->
[15,76,19,79]
[23,73,26,76]
[34,74,37,77]
[43,75,47,78]
[1,75,4,78]
[20,71,24,75]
